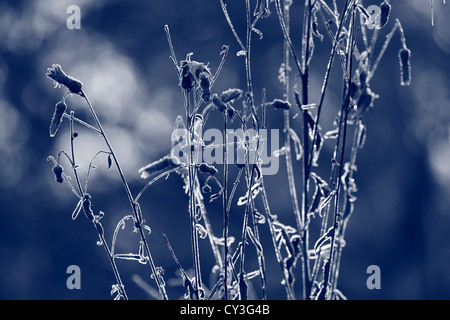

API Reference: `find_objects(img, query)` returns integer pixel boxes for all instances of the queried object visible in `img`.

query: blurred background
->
[0,0,449,300]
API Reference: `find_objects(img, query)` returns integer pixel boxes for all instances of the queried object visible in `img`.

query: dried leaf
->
[143,224,152,235]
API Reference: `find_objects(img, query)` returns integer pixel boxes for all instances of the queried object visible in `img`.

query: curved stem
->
[80,90,168,300]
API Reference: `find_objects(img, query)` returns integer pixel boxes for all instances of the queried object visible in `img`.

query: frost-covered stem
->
[308,0,351,176]
[331,119,361,295]
[300,0,313,300]
[219,0,246,52]
[222,113,229,300]
[322,3,356,300]
[260,181,295,300]
[185,91,203,299]
[310,0,351,291]
[63,112,101,134]
[280,0,303,251]
[194,176,223,270]
[98,225,129,300]
[68,110,128,300]
[369,19,405,82]
[69,112,84,198]
[275,0,304,77]
[80,91,167,300]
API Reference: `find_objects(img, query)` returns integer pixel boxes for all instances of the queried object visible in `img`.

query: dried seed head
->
[52,164,64,183]
[269,99,291,110]
[212,93,227,112]
[46,64,83,94]
[49,101,67,137]
[399,47,411,86]
[379,1,391,28]
[189,61,211,80]
[220,88,243,103]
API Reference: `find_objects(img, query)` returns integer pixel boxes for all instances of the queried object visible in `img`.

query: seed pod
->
[52,164,64,183]
[269,99,291,110]
[399,47,411,86]
[199,72,210,90]
[220,88,243,103]
[63,77,83,95]
[49,101,67,137]
[199,163,218,175]
[82,194,95,221]
[227,105,236,119]
[379,1,391,28]
[181,74,194,90]
[180,63,195,90]
[199,72,211,101]
[212,93,227,112]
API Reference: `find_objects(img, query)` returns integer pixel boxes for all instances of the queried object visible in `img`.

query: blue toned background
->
[0,0,449,300]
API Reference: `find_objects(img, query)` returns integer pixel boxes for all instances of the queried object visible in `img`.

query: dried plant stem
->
[80,91,168,300]
[185,90,203,299]
[369,19,406,82]
[275,0,304,76]
[260,181,295,299]
[62,112,101,134]
[322,3,357,300]
[219,0,246,52]
[194,175,224,270]
[300,0,313,300]
[307,0,351,176]
[222,113,230,300]
[330,119,361,295]
[68,111,128,300]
